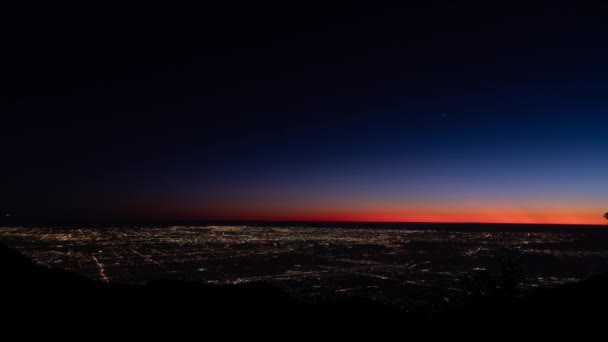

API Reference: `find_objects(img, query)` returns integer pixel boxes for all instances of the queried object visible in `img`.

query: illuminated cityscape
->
[2,224,607,306]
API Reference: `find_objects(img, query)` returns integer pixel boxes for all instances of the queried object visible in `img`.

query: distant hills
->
[2,243,607,326]
[0,243,402,322]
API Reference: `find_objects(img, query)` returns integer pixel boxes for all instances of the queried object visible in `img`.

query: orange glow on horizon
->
[131,197,607,225]
[159,205,605,225]
[214,212,603,225]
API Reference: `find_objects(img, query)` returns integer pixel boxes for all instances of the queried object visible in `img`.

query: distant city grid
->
[2,224,608,306]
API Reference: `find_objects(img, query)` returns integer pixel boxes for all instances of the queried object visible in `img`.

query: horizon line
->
[2,218,606,227]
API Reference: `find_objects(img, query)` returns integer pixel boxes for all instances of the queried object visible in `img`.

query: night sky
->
[2,2,607,224]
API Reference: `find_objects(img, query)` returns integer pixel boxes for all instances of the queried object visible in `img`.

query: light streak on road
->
[91,255,110,283]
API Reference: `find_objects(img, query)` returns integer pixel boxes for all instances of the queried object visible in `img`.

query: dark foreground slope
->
[441,273,608,326]
[0,244,403,324]
[2,243,608,327]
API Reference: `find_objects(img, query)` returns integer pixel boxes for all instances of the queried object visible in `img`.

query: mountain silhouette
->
[2,243,607,327]
[0,243,404,325]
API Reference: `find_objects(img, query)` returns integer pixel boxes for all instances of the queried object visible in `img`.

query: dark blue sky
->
[2,2,607,223]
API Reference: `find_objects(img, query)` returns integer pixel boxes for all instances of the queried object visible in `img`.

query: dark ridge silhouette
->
[431,263,608,328]
[2,243,607,327]
[0,244,404,325]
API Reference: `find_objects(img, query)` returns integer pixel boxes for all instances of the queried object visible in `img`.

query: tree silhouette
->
[604,212,608,224]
